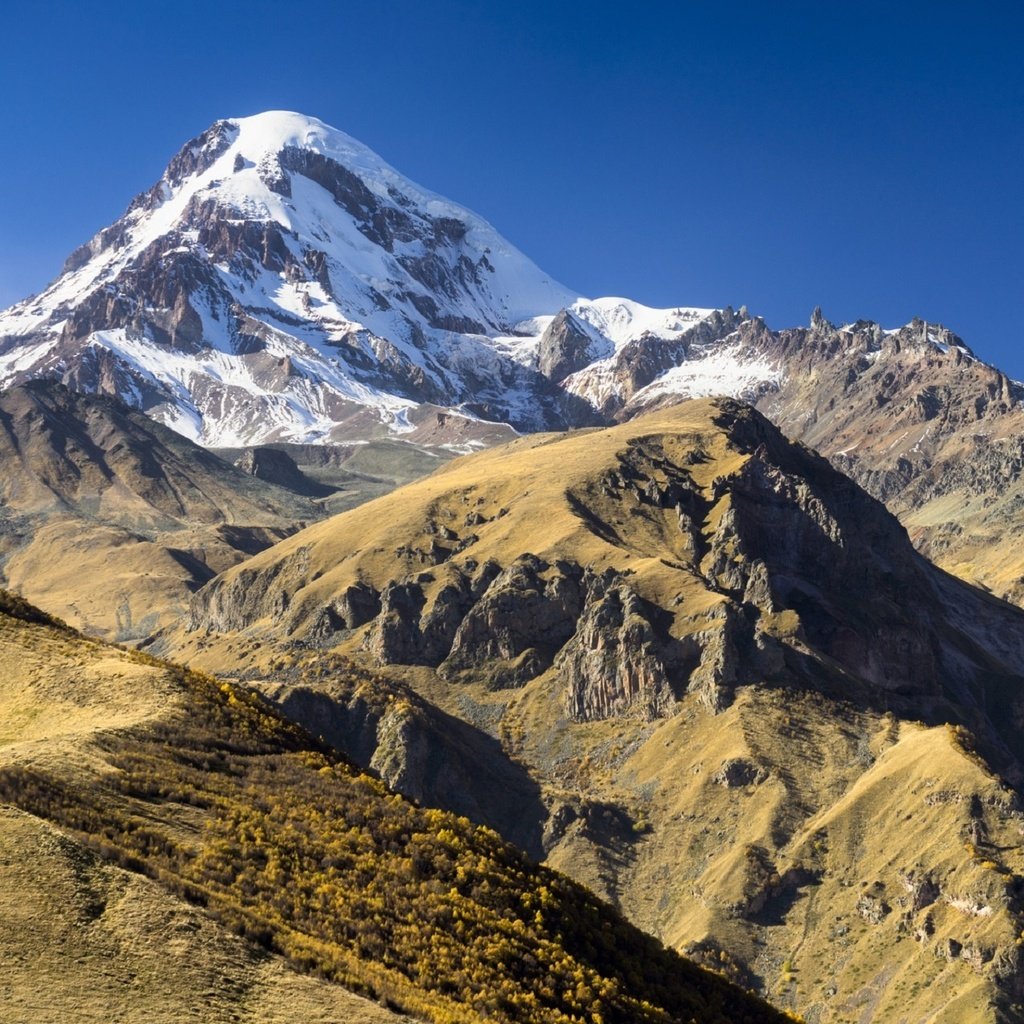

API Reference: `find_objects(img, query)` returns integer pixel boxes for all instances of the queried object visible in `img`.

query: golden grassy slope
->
[0,808,403,1024]
[0,606,403,1024]
[0,596,791,1024]
[1,517,289,640]
[178,400,749,658]
[167,398,1024,1023]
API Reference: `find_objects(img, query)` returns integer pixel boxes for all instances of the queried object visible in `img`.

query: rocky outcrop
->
[235,446,312,492]
[262,666,548,858]
[308,581,382,640]
[538,310,611,382]
[712,758,770,788]
[338,550,736,718]
[419,577,476,664]
[685,605,747,712]
[560,579,691,721]
[189,546,312,633]
[363,580,428,664]
[441,556,585,684]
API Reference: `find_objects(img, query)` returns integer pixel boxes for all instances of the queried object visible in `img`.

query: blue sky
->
[2,1,1022,373]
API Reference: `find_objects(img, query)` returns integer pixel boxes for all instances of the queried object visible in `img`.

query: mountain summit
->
[0,112,765,446]
[0,112,569,444]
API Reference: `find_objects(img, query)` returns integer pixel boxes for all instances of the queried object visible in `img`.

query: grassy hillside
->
[169,398,1024,1022]
[0,592,790,1024]
[0,807,405,1024]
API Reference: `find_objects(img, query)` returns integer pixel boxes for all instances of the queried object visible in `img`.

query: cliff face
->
[257,659,548,859]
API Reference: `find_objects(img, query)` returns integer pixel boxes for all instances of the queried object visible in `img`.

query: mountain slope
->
[0,591,404,1024]
[0,380,324,637]
[170,399,1024,1022]
[0,589,789,1024]
[1,806,407,1024]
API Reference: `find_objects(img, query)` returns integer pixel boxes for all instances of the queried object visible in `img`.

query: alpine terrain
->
[0,587,790,1024]
[171,399,1024,1023]
[3,110,1024,1024]
[2,111,1024,602]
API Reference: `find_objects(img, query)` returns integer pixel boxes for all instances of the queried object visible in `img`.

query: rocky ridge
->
[183,399,1023,735]
[170,398,1024,1021]
[743,311,1024,605]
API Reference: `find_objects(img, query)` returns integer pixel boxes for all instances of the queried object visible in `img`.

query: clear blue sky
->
[2,1,1022,373]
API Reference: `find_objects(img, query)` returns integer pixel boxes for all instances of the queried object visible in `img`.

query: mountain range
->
[168,397,1024,1022]
[4,110,1024,1023]
[3,111,1024,606]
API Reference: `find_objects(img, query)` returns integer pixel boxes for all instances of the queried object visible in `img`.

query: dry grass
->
[0,603,791,1024]
[0,807,404,1024]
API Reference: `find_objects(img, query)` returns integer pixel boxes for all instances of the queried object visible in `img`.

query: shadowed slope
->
[0,380,323,638]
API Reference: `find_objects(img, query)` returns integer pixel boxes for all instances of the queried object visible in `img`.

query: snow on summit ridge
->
[0,111,767,446]
[208,110,580,324]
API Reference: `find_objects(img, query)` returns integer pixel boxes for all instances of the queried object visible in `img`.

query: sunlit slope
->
[172,398,1024,1022]
[188,401,746,624]
[0,593,402,1023]
[0,591,789,1024]
[182,397,1024,739]
[0,807,405,1024]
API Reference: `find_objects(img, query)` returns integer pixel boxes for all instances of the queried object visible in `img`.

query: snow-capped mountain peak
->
[0,112,767,446]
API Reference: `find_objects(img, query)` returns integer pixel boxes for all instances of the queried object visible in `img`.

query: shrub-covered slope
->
[0,591,789,1024]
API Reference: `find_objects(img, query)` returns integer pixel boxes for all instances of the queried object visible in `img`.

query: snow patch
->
[630,342,783,404]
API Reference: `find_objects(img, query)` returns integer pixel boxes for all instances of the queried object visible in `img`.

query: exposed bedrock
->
[558,581,695,721]
[187,402,1021,734]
